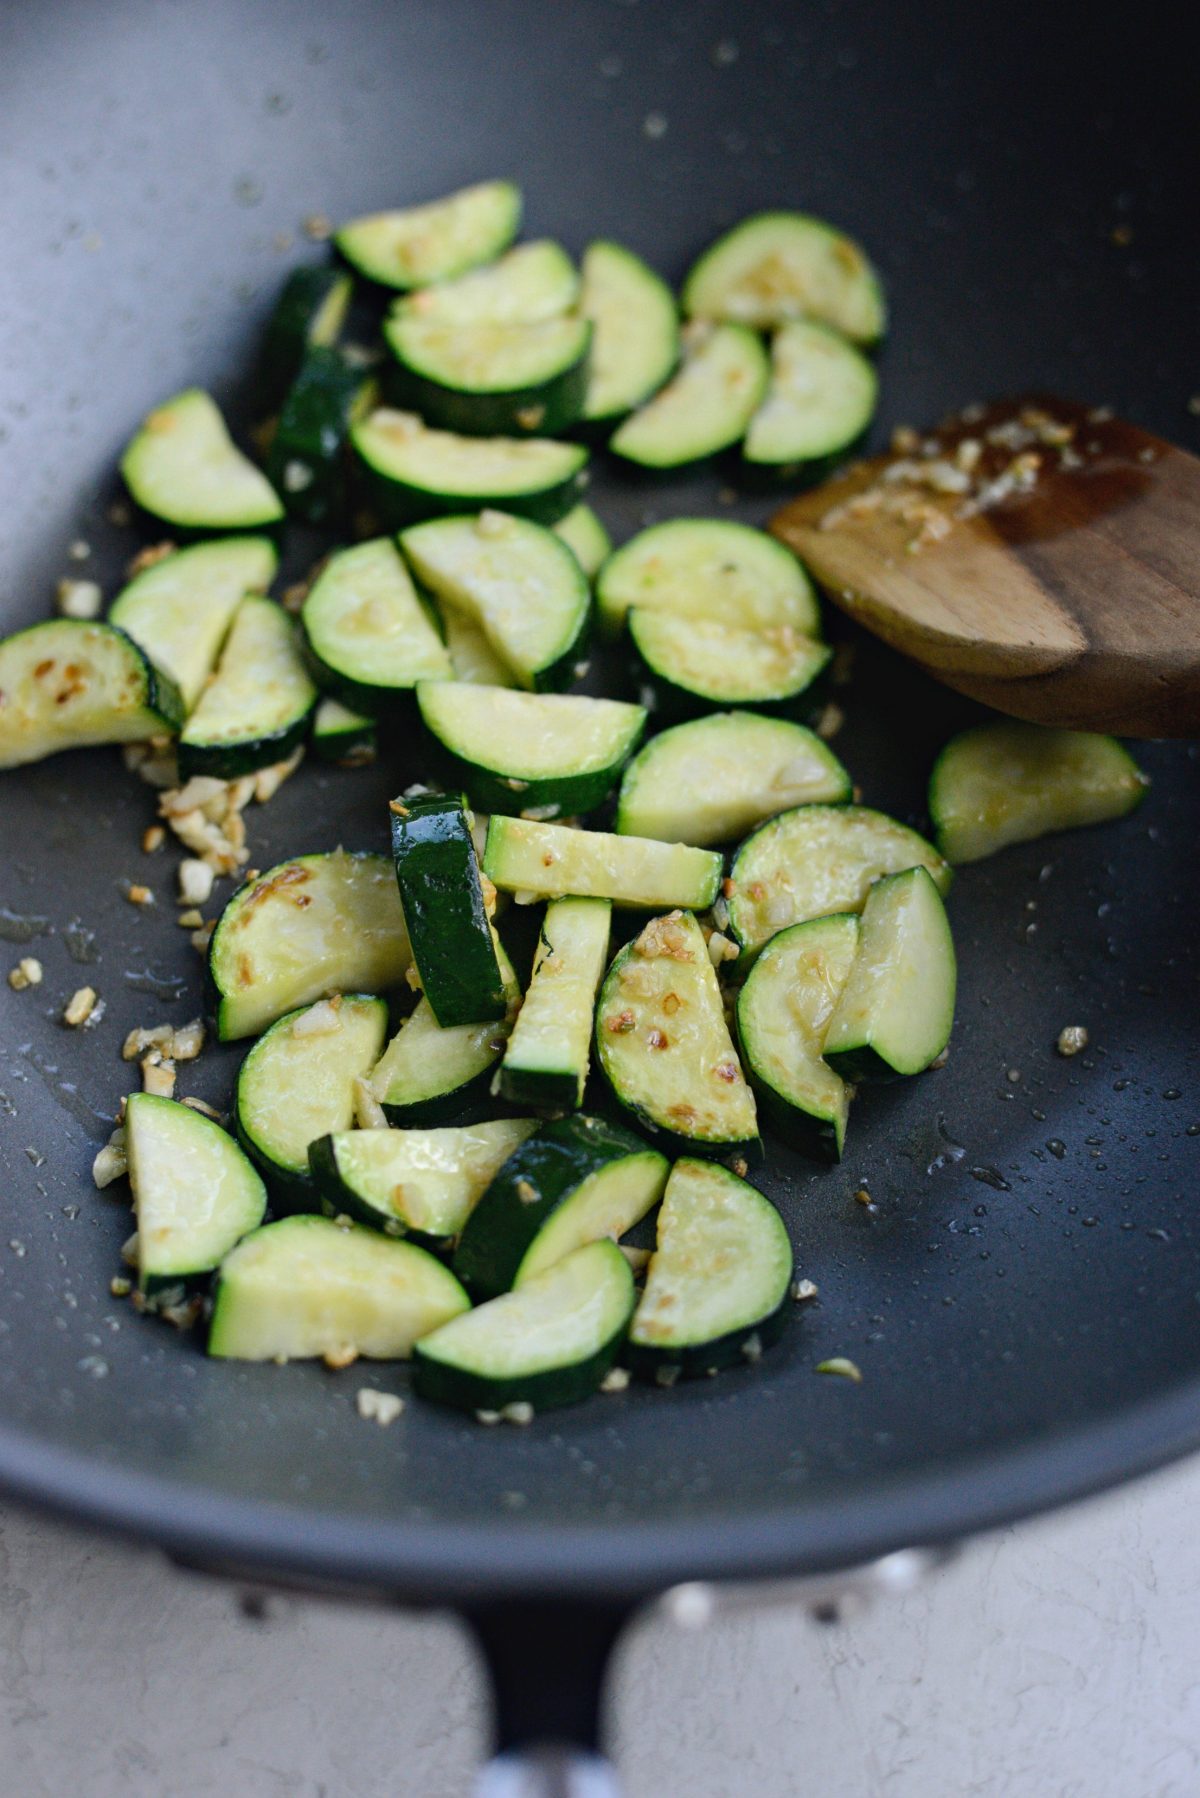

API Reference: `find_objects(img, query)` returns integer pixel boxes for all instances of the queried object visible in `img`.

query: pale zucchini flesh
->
[108,536,278,711]
[416,682,644,816]
[126,1091,266,1291]
[335,179,522,289]
[120,388,284,531]
[514,1146,669,1288]
[596,517,820,640]
[311,697,377,766]
[352,409,587,524]
[728,804,951,955]
[627,1158,792,1374]
[743,319,878,468]
[580,239,680,423]
[302,537,452,710]
[499,897,612,1109]
[595,911,758,1153]
[386,313,590,395]
[234,994,389,1202]
[392,240,579,325]
[413,1238,634,1413]
[629,610,831,710]
[928,722,1148,865]
[369,933,518,1124]
[682,210,887,344]
[441,607,518,687]
[484,816,722,910]
[735,914,859,1158]
[309,1118,536,1241]
[553,503,613,579]
[822,866,956,1079]
[617,712,851,846]
[609,322,768,468]
[0,620,183,769]
[208,851,411,1041]
[400,512,590,692]
[179,595,316,777]
[208,1215,470,1361]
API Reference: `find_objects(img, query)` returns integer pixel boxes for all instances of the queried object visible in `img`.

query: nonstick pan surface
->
[0,0,1197,1603]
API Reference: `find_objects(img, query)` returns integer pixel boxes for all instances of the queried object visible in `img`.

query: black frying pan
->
[2,0,1198,1781]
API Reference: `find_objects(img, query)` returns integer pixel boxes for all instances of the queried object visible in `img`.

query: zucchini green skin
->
[378,1043,510,1129]
[416,683,644,819]
[734,914,859,1162]
[310,698,377,765]
[391,794,507,1028]
[266,346,373,527]
[624,1294,790,1380]
[413,1239,635,1413]
[382,319,591,438]
[0,620,184,770]
[177,709,310,781]
[353,429,589,531]
[628,614,832,724]
[453,1114,662,1298]
[233,994,390,1213]
[177,595,316,781]
[126,1091,267,1297]
[624,1158,793,1380]
[258,265,354,409]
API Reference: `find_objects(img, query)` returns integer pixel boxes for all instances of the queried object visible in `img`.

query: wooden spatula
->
[771,396,1200,736]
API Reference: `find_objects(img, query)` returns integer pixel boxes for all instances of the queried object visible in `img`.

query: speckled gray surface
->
[5,1461,1200,1794]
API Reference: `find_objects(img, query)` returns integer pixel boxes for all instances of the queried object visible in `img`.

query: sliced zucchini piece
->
[416,682,644,818]
[441,606,517,687]
[413,1238,635,1414]
[208,1215,469,1362]
[682,211,886,345]
[743,320,878,474]
[384,314,591,437]
[369,932,518,1126]
[266,346,373,526]
[178,595,316,780]
[617,712,851,847]
[822,867,956,1081]
[392,240,578,326]
[608,323,768,470]
[121,389,284,532]
[390,793,507,1028]
[579,239,680,425]
[234,994,389,1209]
[728,804,951,957]
[335,180,521,291]
[0,620,183,770]
[629,610,831,717]
[108,536,278,712]
[596,517,819,640]
[301,537,452,715]
[311,697,377,766]
[498,897,612,1109]
[353,409,588,529]
[208,850,411,1042]
[454,1114,667,1298]
[595,911,758,1156]
[258,264,354,408]
[308,1118,537,1246]
[400,512,590,693]
[553,503,612,579]
[735,914,859,1159]
[484,817,722,911]
[126,1091,266,1295]
[626,1159,792,1379]
[928,722,1149,866]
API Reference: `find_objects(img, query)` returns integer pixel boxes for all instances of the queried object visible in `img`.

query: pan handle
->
[466,1600,630,1797]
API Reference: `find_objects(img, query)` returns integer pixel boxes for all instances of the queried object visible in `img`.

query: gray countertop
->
[4,1456,1199,1796]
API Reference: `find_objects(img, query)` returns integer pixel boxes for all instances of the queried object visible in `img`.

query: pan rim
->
[3,1383,1199,1602]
